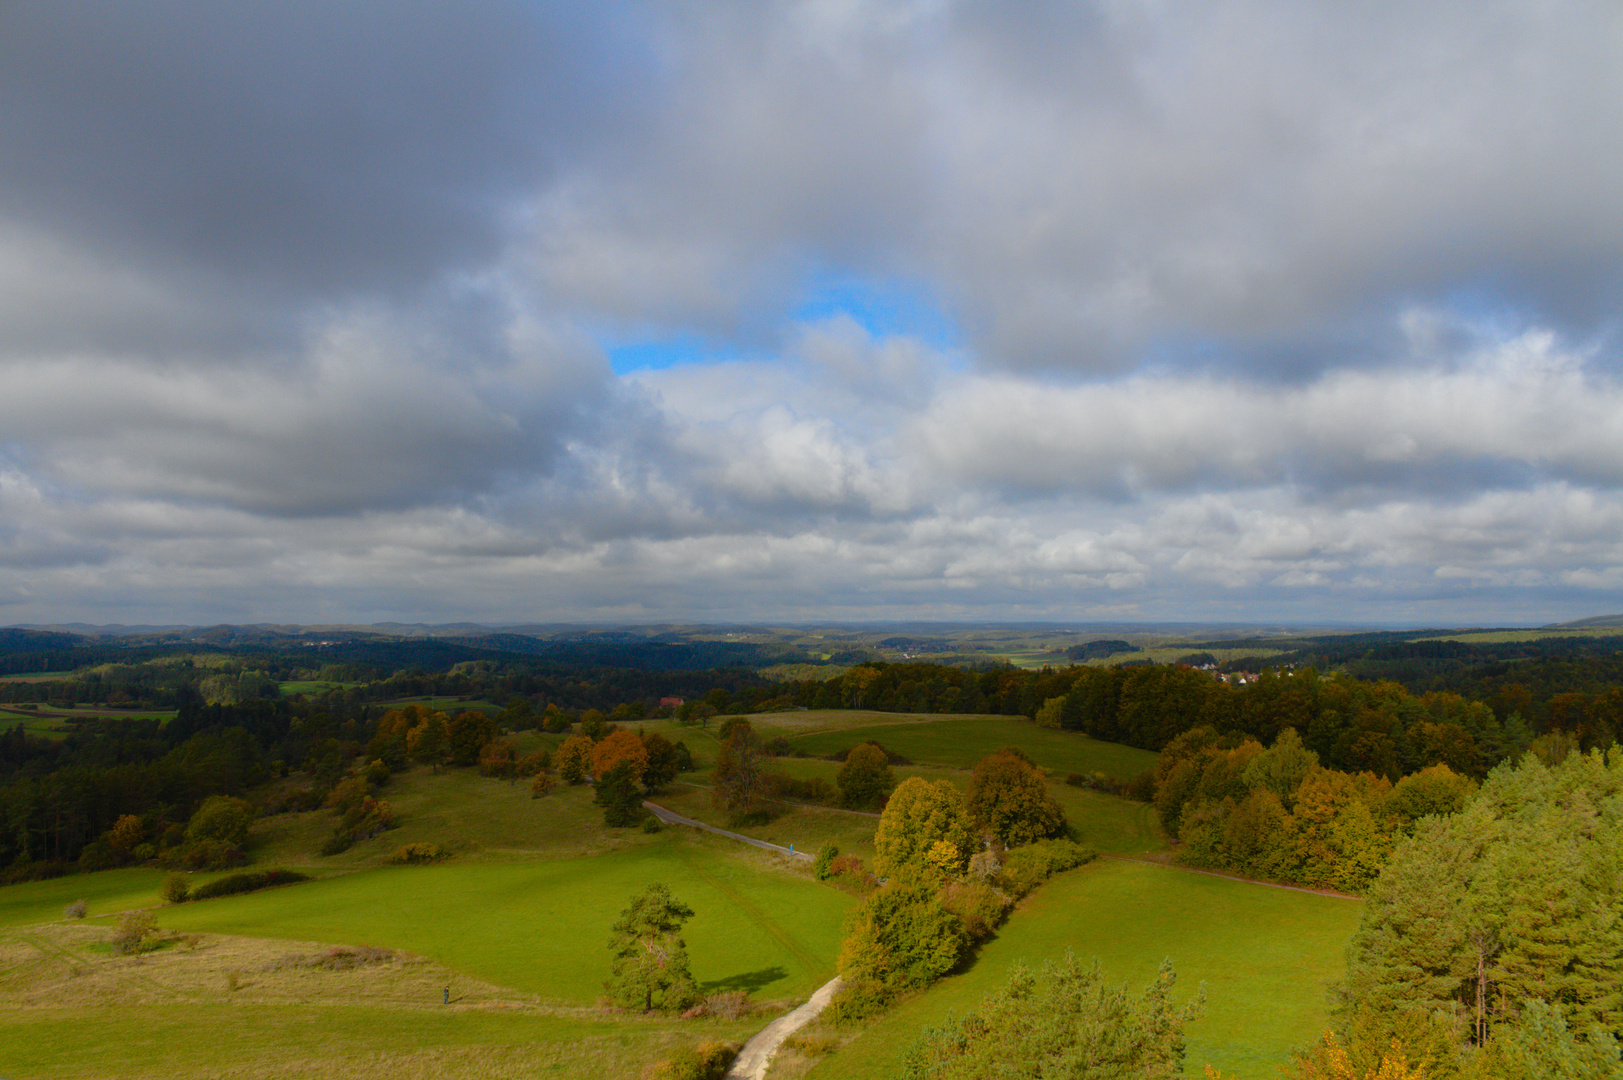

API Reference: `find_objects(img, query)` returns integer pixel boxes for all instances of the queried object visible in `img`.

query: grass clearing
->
[159,836,852,1005]
[783,716,1160,779]
[0,923,757,1080]
[802,858,1361,1080]
[0,868,165,929]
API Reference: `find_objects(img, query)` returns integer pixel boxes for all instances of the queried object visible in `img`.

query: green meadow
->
[158,837,851,1004]
[0,711,1362,1080]
[801,858,1363,1080]
[780,715,1160,778]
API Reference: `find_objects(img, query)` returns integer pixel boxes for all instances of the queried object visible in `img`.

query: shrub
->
[1000,838,1096,897]
[763,772,837,804]
[530,771,557,798]
[704,990,752,1020]
[389,843,447,864]
[111,912,161,956]
[159,873,190,904]
[644,1041,739,1080]
[516,749,551,777]
[189,869,311,901]
[63,899,87,920]
[642,816,663,833]
[834,877,968,1016]
[813,843,839,881]
[163,839,247,871]
[938,880,1012,941]
[362,758,391,786]
[186,795,255,848]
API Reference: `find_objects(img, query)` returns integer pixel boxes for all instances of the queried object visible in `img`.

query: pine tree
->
[605,883,696,1013]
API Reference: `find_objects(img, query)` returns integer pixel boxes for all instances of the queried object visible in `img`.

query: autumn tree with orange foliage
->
[591,729,649,784]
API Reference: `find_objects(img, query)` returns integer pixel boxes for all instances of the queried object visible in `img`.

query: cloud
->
[1,2,1621,625]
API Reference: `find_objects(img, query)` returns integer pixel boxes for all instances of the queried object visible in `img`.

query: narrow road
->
[724,976,843,1080]
[642,801,813,861]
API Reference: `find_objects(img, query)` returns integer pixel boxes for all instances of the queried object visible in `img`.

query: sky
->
[3,0,1623,628]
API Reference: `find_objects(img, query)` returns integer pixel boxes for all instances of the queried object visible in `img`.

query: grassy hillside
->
[158,836,851,1004]
[795,859,1362,1080]
[777,715,1159,778]
[0,920,757,1080]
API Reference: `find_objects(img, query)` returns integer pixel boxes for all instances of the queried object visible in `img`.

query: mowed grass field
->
[158,835,852,1005]
[0,836,851,1080]
[776,715,1160,779]
[798,859,1362,1080]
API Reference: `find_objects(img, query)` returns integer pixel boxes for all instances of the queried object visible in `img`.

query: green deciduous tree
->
[837,742,895,810]
[835,876,967,1016]
[711,721,764,814]
[966,747,1067,848]
[555,734,594,784]
[186,795,254,848]
[900,952,1204,1080]
[874,777,977,879]
[605,883,697,1013]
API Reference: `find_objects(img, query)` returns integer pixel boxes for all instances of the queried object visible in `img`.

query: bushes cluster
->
[111,912,161,956]
[763,772,836,804]
[319,771,394,855]
[1000,839,1095,898]
[643,1041,739,1080]
[187,869,310,901]
[388,842,447,864]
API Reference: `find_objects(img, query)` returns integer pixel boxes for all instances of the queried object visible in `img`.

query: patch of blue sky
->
[606,334,749,375]
[605,272,962,375]
[792,271,960,349]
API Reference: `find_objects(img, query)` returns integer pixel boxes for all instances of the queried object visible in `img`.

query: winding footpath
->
[642,800,839,1078]
[723,975,844,1080]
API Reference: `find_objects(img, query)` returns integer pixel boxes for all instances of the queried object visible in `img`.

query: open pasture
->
[158,835,852,1005]
[0,921,756,1080]
[782,715,1160,778]
[0,868,164,929]
[800,858,1362,1080]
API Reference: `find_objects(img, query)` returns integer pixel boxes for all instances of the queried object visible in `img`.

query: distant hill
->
[1545,614,1623,629]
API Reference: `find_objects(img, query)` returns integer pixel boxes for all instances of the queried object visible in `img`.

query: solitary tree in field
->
[605,883,697,1012]
[837,742,895,810]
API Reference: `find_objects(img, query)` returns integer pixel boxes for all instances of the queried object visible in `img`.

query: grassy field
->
[794,859,1362,1080]
[159,836,851,1005]
[0,921,758,1080]
[0,868,165,929]
[249,766,663,869]
[780,716,1160,779]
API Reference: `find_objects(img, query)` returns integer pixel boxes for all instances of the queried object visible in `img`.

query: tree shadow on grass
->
[700,966,788,994]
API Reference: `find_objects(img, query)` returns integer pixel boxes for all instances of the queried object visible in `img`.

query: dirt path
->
[642,801,813,862]
[724,975,843,1080]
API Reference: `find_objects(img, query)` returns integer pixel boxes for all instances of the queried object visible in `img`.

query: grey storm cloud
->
[3,0,1623,625]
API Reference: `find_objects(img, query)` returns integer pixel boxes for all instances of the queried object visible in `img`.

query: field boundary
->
[1100,854,1361,900]
[643,801,814,862]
